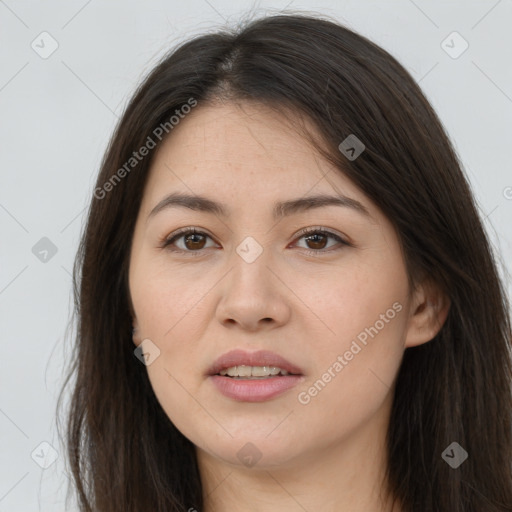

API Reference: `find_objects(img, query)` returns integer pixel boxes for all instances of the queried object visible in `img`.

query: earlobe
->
[404,281,451,348]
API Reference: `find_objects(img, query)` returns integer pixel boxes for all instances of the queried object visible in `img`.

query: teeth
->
[219,365,291,377]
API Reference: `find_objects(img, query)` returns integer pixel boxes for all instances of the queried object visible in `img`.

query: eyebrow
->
[147,191,372,222]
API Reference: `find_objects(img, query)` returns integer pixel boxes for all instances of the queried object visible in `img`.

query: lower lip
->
[209,375,304,402]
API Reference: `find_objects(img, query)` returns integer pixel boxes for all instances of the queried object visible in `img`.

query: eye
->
[160,226,350,256]
[291,226,350,256]
[160,227,217,255]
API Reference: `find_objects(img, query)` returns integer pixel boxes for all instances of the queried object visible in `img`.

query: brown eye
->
[293,228,349,256]
[162,226,349,257]
[162,228,217,254]
[303,232,329,250]
[181,232,207,250]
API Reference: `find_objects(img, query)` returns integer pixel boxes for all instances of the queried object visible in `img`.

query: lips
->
[207,349,305,402]
[207,349,304,377]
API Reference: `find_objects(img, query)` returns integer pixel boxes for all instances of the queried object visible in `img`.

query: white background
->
[1,1,511,510]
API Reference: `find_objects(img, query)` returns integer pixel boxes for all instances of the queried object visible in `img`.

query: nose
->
[215,244,291,332]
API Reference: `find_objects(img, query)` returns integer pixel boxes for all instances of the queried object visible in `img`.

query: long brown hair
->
[56,11,512,511]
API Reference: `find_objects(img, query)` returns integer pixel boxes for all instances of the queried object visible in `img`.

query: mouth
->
[207,349,305,402]
[217,365,299,379]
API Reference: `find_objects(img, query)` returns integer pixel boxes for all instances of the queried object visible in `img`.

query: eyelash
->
[159,226,351,257]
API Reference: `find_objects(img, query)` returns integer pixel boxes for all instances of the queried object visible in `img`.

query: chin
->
[198,435,307,471]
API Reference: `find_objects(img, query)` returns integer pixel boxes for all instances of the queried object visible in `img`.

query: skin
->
[129,101,450,512]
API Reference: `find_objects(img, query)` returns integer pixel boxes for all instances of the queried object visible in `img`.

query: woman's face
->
[128,101,422,470]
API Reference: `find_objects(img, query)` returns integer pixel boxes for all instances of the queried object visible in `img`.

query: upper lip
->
[207,349,304,376]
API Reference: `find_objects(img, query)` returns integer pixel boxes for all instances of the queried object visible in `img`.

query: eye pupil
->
[306,233,327,249]
[185,233,205,250]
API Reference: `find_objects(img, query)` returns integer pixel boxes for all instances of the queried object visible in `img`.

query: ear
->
[404,279,451,348]
[131,316,141,347]
[128,293,141,346]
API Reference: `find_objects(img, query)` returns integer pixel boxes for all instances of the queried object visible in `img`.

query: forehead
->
[144,101,367,206]
[155,101,322,168]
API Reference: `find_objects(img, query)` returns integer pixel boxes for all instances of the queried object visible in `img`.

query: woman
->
[57,12,512,512]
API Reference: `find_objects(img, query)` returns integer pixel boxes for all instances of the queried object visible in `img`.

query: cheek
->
[131,261,212,340]
[307,257,408,352]
[130,264,212,415]
[294,256,408,418]
[133,275,209,439]
[292,305,407,449]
